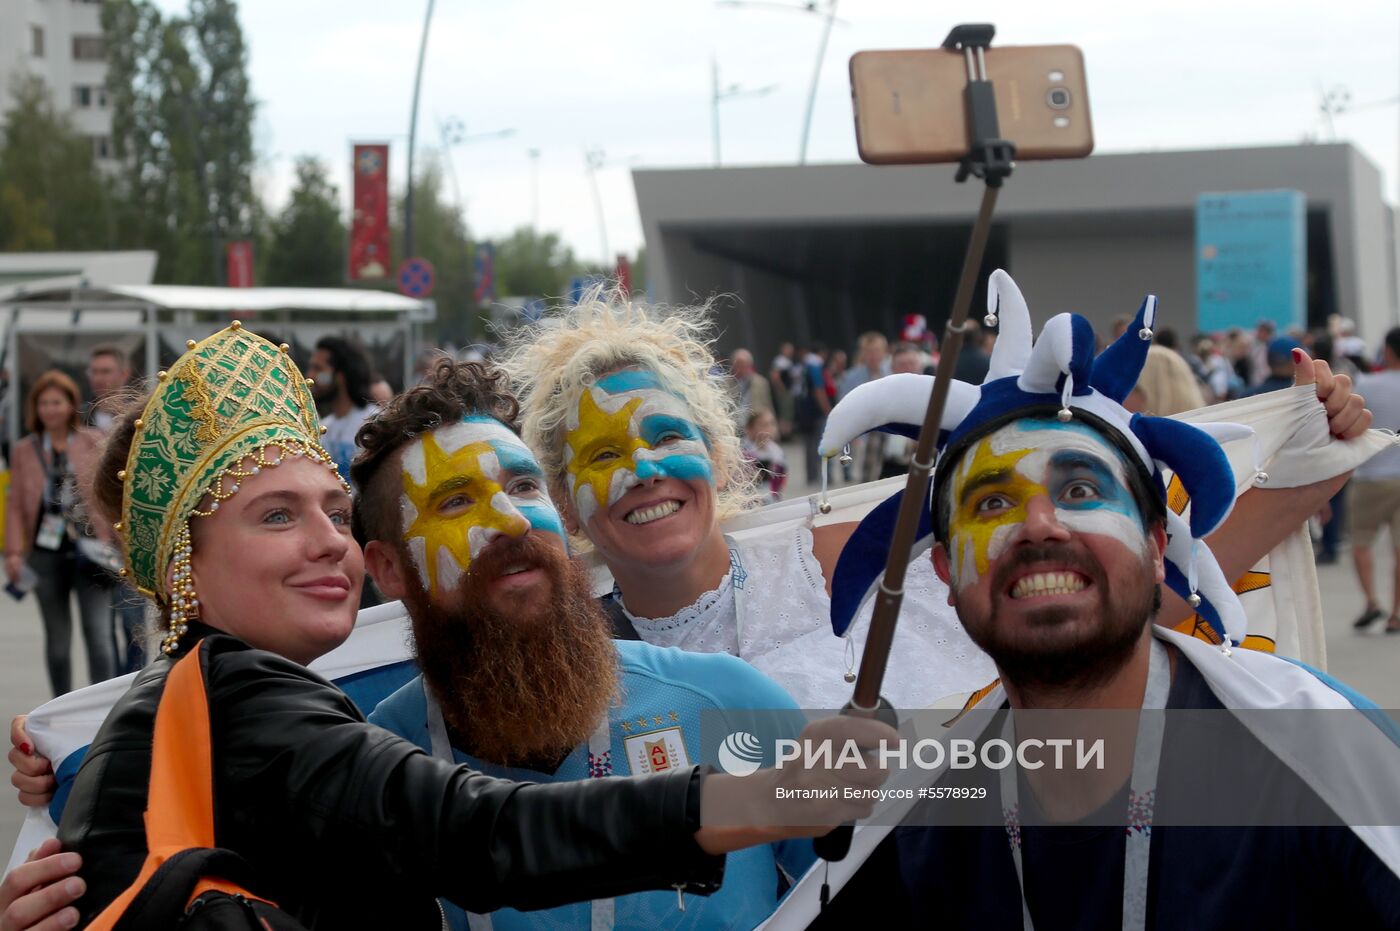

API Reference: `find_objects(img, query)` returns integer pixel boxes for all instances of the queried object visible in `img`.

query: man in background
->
[306,336,376,488]
[83,346,130,432]
[1349,326,1400,633]
[85,345,143,672]
[727,348,773,430]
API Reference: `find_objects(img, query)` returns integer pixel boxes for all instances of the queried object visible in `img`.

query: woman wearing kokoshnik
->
[14,322,891,930]
[502,282,1368,711]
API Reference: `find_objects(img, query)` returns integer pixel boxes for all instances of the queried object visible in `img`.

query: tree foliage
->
[263,156,346,286]
[0,76,114,251]
[103,0,256,284]
[492,226,582,300]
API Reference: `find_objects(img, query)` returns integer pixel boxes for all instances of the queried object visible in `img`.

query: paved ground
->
[3,466,1398,861]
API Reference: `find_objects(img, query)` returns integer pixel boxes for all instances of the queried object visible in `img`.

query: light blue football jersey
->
[369,639,815,931]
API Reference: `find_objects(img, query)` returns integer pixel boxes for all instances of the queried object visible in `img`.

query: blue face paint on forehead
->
[451,411,567,546]
[595,368,667,395]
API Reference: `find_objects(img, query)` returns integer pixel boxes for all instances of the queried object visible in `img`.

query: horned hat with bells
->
[821,270,1259,654]
[115,323,349,655]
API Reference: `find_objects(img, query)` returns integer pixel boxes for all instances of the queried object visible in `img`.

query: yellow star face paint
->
[563,369,713,525]
[401,418,563,596]
[946,419,1148,590]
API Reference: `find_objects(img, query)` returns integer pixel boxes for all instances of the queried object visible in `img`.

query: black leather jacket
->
[58,632,724,928]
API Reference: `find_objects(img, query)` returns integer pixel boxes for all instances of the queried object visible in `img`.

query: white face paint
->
[399,418,565,596]
[562,369,714,526]
[945,418,1149,590]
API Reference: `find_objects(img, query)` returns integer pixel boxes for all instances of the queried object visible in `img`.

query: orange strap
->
[88,641,276,929]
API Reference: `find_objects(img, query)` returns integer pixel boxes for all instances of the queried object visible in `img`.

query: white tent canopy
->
[1,284,434,443]
[2,283,431,317]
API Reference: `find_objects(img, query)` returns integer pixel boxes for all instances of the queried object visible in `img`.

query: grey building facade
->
[634,143,1397,363]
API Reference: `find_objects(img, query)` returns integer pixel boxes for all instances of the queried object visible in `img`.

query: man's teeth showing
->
[626,500,680,525]
[501,564,531,576]
[1011,572,1088,599]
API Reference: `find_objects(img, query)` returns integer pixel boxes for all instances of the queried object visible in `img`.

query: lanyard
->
[425,685,616,931]
[39,433,72,510]
[999,637,1170,931]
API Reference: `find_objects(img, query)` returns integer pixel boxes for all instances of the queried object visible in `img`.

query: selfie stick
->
[813,22,1015,866]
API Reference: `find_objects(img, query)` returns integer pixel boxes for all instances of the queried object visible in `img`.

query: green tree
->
[103,0,257,284]
[0,75,115,251]
[493,226,582,299]
[263,156,346,286]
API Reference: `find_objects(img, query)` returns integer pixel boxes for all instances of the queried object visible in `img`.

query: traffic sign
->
[398,257,436,298]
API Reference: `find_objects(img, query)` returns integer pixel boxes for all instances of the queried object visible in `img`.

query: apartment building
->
[0,0,111,163]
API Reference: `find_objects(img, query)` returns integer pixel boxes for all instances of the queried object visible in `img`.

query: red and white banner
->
[614,253,631,297]
[226,241,254,288]
[349,144,390,280]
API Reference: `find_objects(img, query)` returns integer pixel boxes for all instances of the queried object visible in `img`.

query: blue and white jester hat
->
[820,270,1254,647]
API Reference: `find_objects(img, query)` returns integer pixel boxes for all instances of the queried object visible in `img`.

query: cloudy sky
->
[156,0,1398,265]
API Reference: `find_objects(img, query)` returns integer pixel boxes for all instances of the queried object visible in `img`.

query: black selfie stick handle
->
[812,697,900,862]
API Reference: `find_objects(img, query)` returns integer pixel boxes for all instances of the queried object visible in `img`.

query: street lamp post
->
[404,0,437,261]
[711,55,779,166]
[797,0,838,164]
[528,148,541,230]
[717,0,845,164]
[584,147,610,265]
[438,117,516,227]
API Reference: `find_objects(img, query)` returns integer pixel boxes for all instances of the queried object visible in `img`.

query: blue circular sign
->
[398,257,436,298]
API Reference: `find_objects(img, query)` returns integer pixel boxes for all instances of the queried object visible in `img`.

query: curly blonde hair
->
[501,285,757,532]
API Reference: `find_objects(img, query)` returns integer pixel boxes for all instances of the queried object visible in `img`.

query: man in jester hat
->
[794,270,1400,929]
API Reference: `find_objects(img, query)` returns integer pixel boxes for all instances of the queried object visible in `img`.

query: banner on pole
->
[225,241,254,288]
[615,253,631,297]
[349,144,391,281]
[474,242,496,306]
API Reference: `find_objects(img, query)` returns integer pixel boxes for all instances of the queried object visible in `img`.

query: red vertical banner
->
[614,253,631,297]
[349,144,390,280]
[226,241,254,288]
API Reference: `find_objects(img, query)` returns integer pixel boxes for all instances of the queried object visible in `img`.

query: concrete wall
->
[1343,148,1397,341]
[636,143,1399,362]
[1007,222,1195,338]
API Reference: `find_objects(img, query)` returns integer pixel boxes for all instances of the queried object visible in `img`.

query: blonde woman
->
[504,292,995,709]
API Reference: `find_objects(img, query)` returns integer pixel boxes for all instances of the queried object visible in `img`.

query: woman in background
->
[4,371,115,695]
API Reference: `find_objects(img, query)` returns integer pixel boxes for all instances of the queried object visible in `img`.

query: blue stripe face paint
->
[947,417,1148,590]
[399,416,567,595]
[563,367,715,525]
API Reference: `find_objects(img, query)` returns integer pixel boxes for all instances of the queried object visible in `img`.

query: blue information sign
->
[1195,190,1305,333]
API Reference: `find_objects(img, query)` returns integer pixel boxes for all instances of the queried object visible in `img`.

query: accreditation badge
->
[36,513,66,551]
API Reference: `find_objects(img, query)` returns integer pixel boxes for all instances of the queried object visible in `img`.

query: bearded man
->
[820,276,1400,929]
[348,358,817,931]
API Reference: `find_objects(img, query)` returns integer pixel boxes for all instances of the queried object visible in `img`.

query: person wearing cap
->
[818,272,1399,929]
[1245,335,1303,396]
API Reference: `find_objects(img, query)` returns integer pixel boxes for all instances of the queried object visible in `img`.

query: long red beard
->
[402,533,619,768]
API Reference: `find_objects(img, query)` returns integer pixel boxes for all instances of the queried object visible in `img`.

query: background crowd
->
[5,306,1399,698]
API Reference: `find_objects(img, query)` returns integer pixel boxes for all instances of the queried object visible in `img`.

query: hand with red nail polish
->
[1293,347,1372,441]
[8,717,56,809]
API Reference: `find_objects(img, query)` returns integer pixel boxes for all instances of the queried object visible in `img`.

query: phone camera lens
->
[1047,87,1072,110]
